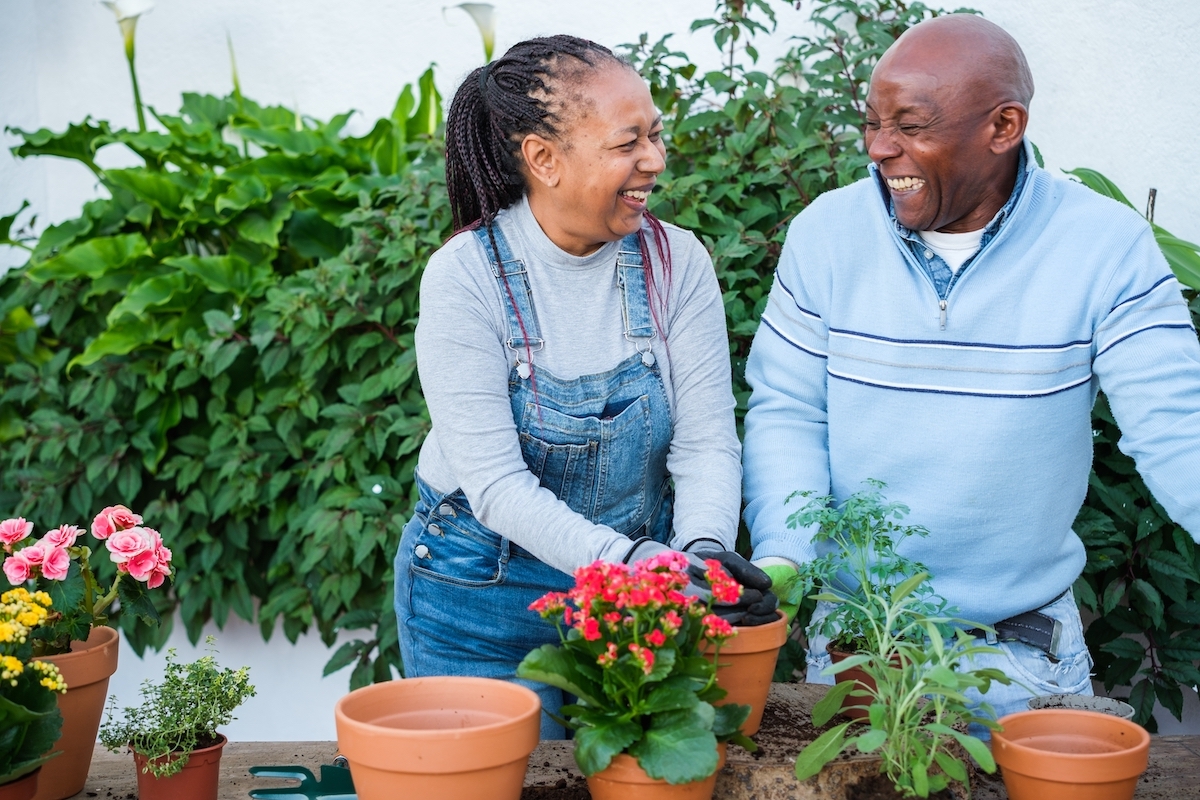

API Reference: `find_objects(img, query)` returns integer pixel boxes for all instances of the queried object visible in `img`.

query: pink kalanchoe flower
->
[2,550,33,584]
[43,524,84,549]
[91,505,142,540]
[0,518,33,550]
[106,526,154,565]
[40,545,71,580]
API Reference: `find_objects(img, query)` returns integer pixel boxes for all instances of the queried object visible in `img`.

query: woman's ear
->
[521,133,561,189]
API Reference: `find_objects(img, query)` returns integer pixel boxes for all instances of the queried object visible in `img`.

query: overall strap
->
[472,224,544,361]
[615,232,657,364]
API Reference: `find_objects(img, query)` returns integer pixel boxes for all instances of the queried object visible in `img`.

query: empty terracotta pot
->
[702,611,788,735]
[991,709,1150,800]
[132,734,226,800]
[587,742,726,800]
[35,625,120,800]
[335,676,540,800]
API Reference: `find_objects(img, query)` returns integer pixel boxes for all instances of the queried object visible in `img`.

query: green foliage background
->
[2,0,1199,727]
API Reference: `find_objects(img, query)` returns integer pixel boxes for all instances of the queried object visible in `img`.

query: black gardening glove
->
[684,546,780,627]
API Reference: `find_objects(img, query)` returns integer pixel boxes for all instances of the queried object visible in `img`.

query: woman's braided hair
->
[445,35,674,385]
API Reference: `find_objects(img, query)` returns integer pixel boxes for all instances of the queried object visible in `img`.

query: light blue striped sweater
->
[743,143,1200,625]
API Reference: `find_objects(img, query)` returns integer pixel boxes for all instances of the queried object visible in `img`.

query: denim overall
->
[395,224,674,738]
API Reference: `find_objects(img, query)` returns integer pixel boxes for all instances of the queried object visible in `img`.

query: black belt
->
[965,588,1069,661]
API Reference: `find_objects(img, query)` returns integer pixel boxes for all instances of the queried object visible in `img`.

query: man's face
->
[864,62,1004,233]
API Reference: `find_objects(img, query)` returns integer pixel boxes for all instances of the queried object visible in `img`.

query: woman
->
[395,35,774,738]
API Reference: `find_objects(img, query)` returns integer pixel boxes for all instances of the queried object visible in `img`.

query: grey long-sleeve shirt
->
[414,197,741,574]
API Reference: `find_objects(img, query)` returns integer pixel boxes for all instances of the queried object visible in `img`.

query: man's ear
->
[990,102,1028,155]
[521,133,561,189]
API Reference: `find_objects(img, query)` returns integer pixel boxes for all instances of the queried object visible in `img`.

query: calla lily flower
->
[101,0,154,59]
[447,3,495,62]
[100,0,154,131]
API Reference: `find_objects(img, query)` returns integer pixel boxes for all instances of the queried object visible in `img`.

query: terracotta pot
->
[702,611,788,735]
[34,625,120,800]
[132,734,226,800]
[1027,693,1136,720]
[827,646,877,720]
[991,709,1150,800]
[587,742,726,800]
[0,768,40,800]
[335,676,540,800]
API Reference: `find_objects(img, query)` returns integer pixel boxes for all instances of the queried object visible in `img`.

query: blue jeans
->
[395,477,577,738]
[805,590,1093,739]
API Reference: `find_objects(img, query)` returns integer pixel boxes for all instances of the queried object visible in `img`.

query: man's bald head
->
[864,14,1033,233]
[881,14,1034,111]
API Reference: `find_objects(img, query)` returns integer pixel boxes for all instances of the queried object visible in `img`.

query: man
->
[742,13,1200,722]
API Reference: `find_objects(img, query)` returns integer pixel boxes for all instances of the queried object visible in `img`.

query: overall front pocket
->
[408,515,506,588]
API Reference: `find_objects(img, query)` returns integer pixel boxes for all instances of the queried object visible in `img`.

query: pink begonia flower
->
[0,518,33,550]
[2,551,32,584]
[125,532,171,586]
[44,524,84,549]
[91,505,142,540]
[20,543,46,566]
[40,545,71,581]
[106,526,154,565]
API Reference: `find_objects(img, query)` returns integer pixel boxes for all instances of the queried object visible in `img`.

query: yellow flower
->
[30,661,67,692]
[0,621,14,643]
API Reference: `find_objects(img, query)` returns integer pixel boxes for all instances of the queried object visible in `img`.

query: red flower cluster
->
[529,552,741,671]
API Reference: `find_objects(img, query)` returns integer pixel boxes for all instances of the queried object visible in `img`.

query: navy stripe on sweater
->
[828,327,1092,352]
[1109,274,1178,313]
[760,315,828,359]
[828,369,1093,399]
[1096,323,1196,357]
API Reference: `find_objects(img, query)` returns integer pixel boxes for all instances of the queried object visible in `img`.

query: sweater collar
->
[871,138,1037,242]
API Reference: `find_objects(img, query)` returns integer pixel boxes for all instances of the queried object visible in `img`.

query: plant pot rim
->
[993,709,1150,782]
[701,610,788,655]
[335,676,540,741]
[1026,693,1135,720]
[131,733,228,764]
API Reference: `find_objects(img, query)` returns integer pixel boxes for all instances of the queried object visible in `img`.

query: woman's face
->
[523,65,666,256]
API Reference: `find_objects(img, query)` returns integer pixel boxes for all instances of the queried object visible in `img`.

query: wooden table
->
[81,685,1200,799]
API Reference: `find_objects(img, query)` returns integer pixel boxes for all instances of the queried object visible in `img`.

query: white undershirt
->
[918,227,986,274]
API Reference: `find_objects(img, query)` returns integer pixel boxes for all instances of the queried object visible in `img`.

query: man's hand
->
[686,549,780,627]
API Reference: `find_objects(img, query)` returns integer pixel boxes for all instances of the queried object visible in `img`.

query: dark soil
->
[847,773,957,800]
[739,691,825,762]
[520,758,590,800]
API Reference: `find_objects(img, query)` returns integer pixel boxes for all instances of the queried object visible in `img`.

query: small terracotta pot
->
[827,645,876,720]
[132,734,226,800]
[991,709,1150,800]
[587,742,726,800]
[335,676,540,800]
[34,625,120,800]
[702,611,788,735]
[0,768,40,800]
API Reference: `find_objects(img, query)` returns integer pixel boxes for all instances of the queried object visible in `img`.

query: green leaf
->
[811,680,855,726]
[934,751,970,782]
[1128,679,1155,725]
[323,642,361,676]
[70,318,161,369]
[949,729,995,772]
[855,728,886,753]
[574,720,642,776]
[165,254,271,302]
[629,706,719,785]
[640,681,700,715]
[711,701,750,737]
[26,233,150,282]
[106,272,190,322]
[0,201,30,246]
[515,644,601,706]
[794,721,851,781]
[43,561,86,619]
[9,119,111,167]
[286,210,347,260]
[407,67,443,139]
[104,169,197,216]
[118,575,162,626]
[1065,168,1135,208]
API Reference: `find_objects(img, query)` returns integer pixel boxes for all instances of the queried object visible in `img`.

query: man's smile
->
[885,176,926,193]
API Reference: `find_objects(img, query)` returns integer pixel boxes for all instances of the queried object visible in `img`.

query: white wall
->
[3,0,1200,740]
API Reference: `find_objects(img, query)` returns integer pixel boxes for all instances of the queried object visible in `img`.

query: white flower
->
[101,0,154,56]
[447,3,495,62]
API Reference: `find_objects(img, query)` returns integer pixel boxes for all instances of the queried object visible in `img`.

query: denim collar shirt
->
[874,147,1030,301]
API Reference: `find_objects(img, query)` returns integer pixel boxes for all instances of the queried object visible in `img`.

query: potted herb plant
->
[517,553,755,800]
[0,588,68,800]
[98,638,255,800]
[1,508,172,800]
[775,481,944,719]
[793,570,1012,798]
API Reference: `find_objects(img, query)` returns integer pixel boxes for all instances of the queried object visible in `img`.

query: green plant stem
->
[93,573,123,619]
[125,49,147,133]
